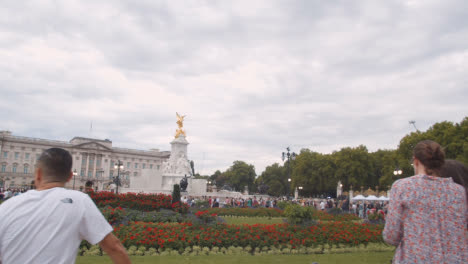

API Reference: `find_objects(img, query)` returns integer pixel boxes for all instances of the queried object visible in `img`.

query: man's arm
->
[99,233,131,264]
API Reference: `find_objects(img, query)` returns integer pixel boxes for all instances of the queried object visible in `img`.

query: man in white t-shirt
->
[0,148,130,264]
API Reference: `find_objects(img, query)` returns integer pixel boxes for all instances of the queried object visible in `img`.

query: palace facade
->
[0,131,170,190]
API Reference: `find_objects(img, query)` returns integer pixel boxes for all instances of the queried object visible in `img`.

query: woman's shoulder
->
[392,175,419,188]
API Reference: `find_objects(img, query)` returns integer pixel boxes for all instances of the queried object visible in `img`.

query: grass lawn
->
[76,252,394,264]
[222,216,285,225]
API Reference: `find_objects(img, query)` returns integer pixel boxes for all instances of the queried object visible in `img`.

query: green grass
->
[222,216,285,225]
[76,252,394,264]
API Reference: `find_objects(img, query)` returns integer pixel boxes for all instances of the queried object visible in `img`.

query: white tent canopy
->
[378,196,390,201]
[365,195,379,201]
[351,194,366,200]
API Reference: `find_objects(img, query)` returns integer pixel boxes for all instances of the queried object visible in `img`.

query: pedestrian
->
[0,148,130,264]
[383,140,467,263]
[440,159,468,204]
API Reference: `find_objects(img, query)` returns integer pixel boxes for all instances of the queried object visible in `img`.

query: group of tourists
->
[0,139,466,263]
[0,188,29,200]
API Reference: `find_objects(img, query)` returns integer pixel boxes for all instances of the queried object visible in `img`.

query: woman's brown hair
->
[413,140,445,176]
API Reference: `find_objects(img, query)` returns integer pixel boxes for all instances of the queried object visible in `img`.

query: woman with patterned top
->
[383,140,467,263]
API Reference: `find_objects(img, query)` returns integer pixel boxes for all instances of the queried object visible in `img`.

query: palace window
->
[12,164,17,173]
[150,164,153,169]
[142,163,146,169]
[25,153,30,160]
[88,171,92,177]
[135,163,138,169]
[15,152,19,159]
[127,162,131,168]
[1,164,6,172]
[24,164,29,174]
[157,165,160,170]
[2,151,7,158]
[80,169,85,177]
[109,171,113,179]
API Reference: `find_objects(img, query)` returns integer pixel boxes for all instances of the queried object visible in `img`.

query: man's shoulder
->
[0,191,31,211]
[50,188,93,203]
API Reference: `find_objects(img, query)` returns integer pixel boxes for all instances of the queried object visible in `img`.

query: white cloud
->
[0,0,467,175]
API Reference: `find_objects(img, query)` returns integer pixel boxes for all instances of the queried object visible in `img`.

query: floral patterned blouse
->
[383,174,468,263]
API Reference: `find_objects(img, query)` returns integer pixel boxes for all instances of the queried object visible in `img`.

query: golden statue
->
[175,112,186,138]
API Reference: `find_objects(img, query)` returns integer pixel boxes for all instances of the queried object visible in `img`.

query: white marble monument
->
[123,113,207,195]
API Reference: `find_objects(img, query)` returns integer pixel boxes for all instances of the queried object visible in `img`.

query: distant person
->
[0,148,130,264]
[440,159,468,204]
[383,140,467,263]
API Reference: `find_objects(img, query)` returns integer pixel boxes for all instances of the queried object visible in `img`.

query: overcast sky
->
[1,0,467,175]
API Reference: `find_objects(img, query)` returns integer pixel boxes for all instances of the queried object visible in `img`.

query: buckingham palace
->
[0,130,170,190]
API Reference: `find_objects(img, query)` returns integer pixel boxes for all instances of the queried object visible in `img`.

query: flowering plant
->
[101,206,125,225]
[195,210,218,224]
[113,221,384,250]
[89,191,178,212]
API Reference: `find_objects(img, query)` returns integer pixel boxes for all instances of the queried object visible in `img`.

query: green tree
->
[333,145,375,191]
[256,163,286,196]
[223,161,256,192]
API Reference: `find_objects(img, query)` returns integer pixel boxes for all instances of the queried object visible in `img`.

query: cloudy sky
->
[1,0,467,175]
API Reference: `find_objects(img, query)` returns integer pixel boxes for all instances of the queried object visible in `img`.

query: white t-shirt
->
[320,201,325,210]
[0,187,113,264]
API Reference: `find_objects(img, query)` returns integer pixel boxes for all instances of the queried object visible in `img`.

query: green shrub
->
[172,184,181,204]
[327,207,343,215]
[276,201,289,210]
[284,204,314,225]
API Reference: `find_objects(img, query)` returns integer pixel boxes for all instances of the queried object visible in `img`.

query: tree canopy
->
[210,117,467,197]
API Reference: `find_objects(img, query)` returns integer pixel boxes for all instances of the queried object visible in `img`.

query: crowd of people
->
[0,188,29,200]
[181,195,388,220]
[0,139,466,263]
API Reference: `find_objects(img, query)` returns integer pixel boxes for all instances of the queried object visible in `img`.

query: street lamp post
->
[393,167,402,176]
[73,169,77,190]
[114,160,124,194]
[282,147,296,199]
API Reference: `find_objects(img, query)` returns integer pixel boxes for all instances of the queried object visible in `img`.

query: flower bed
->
[80,242,394,256]
[101,206,188,225]
[89,191,177,212]
[113,221,383,251]
[312,211,360,221]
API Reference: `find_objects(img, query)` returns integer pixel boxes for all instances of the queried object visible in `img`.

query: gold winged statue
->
[175,112,186,138]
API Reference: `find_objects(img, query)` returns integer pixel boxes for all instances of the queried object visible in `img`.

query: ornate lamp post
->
[393,167,402,176]
[282,147,296,199]
[114,160,124,194]
[73,169,77,190]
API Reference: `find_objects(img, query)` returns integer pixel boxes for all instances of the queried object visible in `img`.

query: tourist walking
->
[0,148,130,264]
[383,140,467,263]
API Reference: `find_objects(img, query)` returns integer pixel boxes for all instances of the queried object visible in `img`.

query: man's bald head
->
[36,148,73,182]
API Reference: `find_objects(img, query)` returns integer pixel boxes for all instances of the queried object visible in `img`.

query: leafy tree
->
[333,145,374,191]
[256,163,286,196]
[223,161,256,192]
[210,170,225,188]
